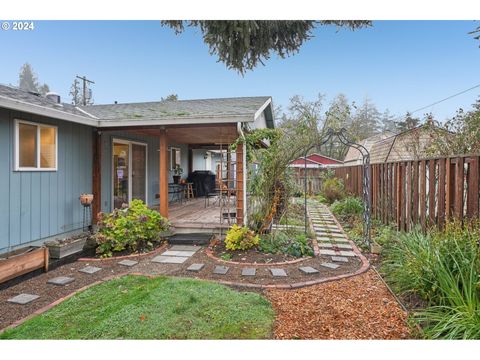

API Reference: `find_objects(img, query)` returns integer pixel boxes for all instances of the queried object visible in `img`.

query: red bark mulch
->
[266,269,411,339]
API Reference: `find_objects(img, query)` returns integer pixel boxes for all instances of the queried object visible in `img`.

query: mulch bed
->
[266,269,411,339]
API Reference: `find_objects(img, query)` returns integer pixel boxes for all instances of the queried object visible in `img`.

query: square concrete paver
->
[319,249,336,256]
[299,266,319,274]
[47,276,75,286]
[332,243,353,250]
[152,255,189,264]
[169,245,199,252]
[161,250,196,257]
[329,238,350,243]
[7,293,39,305]
[320,262,340,269]
[79,266,102,274]
[318,243,333,248]
[213,265,229,275]
[241,268,256,276]
[270,268,287,277]
[339,251,357,257]
[332,256,349,263]
[118,259,138,267]
[187,263,205,272]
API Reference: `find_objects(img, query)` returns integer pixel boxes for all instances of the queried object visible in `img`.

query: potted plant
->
[172,165,183,184]
[79,193,94,206]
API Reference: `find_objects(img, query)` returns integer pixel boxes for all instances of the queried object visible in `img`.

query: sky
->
[0,20,479,122]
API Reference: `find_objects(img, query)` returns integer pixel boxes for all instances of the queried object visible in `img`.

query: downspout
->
[237,122,248,225]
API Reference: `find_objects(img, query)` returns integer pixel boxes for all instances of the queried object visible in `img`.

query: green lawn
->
[1,275,274,339]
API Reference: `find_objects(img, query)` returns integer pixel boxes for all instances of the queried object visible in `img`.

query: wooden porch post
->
[92,129,101,224]
[159,128,169,218]
[236,142,245,226]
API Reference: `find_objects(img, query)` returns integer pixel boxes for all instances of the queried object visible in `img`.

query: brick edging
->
[77,242,168,262]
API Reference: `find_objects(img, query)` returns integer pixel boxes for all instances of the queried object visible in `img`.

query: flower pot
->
[172,175,181,184]
[80,193,94,206]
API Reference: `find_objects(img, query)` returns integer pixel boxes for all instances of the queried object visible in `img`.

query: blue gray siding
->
[0,108,93,253]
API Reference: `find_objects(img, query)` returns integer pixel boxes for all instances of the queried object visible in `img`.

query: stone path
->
[4,201,363,308]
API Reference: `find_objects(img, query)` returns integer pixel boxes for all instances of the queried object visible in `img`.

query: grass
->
[0,275,274,339]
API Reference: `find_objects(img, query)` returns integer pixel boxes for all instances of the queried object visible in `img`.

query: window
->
[15,120,57,171]
[169,147,181,170]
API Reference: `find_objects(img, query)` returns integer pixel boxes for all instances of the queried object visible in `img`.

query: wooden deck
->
[167,197,236,232]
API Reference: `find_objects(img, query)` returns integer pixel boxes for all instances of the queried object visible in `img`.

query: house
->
[343,132,394,165]
[369,124,446,164]
[0,84,274,255]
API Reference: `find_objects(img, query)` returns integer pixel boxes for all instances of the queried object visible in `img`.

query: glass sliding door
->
[112,140,147,209]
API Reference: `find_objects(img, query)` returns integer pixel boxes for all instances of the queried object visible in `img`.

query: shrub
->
[381,221,480,339]
[331,196,363,221]
[259,231,313,258]
[94,200,170,257]
[224,224,260,251]
[321,177,345,204]
[285,233,314,257]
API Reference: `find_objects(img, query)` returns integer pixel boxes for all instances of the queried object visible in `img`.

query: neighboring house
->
[369,124,446,164]
[0,84,274,254]
[289,153,343,194]
[343,132,394,165]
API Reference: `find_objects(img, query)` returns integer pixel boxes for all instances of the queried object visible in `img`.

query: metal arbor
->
[303,128,372,247]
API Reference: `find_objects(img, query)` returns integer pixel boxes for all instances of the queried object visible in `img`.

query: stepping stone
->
[320,262,340,269]
[187,263,205,272]
[162,250,196,257]
[270,268,287,277]
[213,265,229,275]
[47,276,75,286]
[152,255,188,264]
[299,266,319,274]
[339,251,356,257]
[241,268,256,276]
[332,243,353,250]
[318,243,334,248]
[170,245,200,252]
[79,266,102,274]
[7,293,39,305]
[329,238,350,243]
[319,249,336,256]
[118,259,138,267]
[332,256,349,263]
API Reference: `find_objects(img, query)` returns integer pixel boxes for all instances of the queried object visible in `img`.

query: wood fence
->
[332,155,480,231]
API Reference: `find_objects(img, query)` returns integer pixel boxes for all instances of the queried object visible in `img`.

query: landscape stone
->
[152,255,188,264]
[118,259,138,267]
[339,251,356,257]
[319,249,336,256]
[7,293,39,305]
[161,250,196,257]
[169,245,200,252]
[241,268,256,276]
[213,265,229,275]
[332,243,353,250]
[299,266,319,274]
[318,243,333,248]
[79,266,102,274]
[332,256,349,263]
[47,276,75,286]
[320,262,340,269]
[270,268,287,277]
[186,263,205,272]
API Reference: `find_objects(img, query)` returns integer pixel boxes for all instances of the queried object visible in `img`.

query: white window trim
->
[111,138,148,211]
[14,119,58,172]
[169,146,181,170]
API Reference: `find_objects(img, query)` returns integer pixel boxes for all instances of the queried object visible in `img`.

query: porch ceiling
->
[121,124,239,145]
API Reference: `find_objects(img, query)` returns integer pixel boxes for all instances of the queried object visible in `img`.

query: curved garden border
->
[77,242,169,262]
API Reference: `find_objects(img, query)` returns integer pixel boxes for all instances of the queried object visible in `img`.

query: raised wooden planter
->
[45,235,92,259]
[0,247,49,284]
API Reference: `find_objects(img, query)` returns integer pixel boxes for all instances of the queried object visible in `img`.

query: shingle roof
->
[80,96,272,122]
[343,132,395,164]
[0,84,92,118]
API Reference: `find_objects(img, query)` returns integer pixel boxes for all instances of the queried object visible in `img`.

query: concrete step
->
[167,233,213,245]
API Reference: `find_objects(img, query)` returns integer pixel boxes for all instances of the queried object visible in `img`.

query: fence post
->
[420,160,427,231]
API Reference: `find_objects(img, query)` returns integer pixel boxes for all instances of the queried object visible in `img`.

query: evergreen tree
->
[395,112,420,133]
[350,97,381,140]
[18,63,39,92]
[69,78,82,105]
[380,108,397,133]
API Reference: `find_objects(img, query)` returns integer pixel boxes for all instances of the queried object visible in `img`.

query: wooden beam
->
[159,128,168,218]
[92,129,102,224]
[236,142,245,226]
